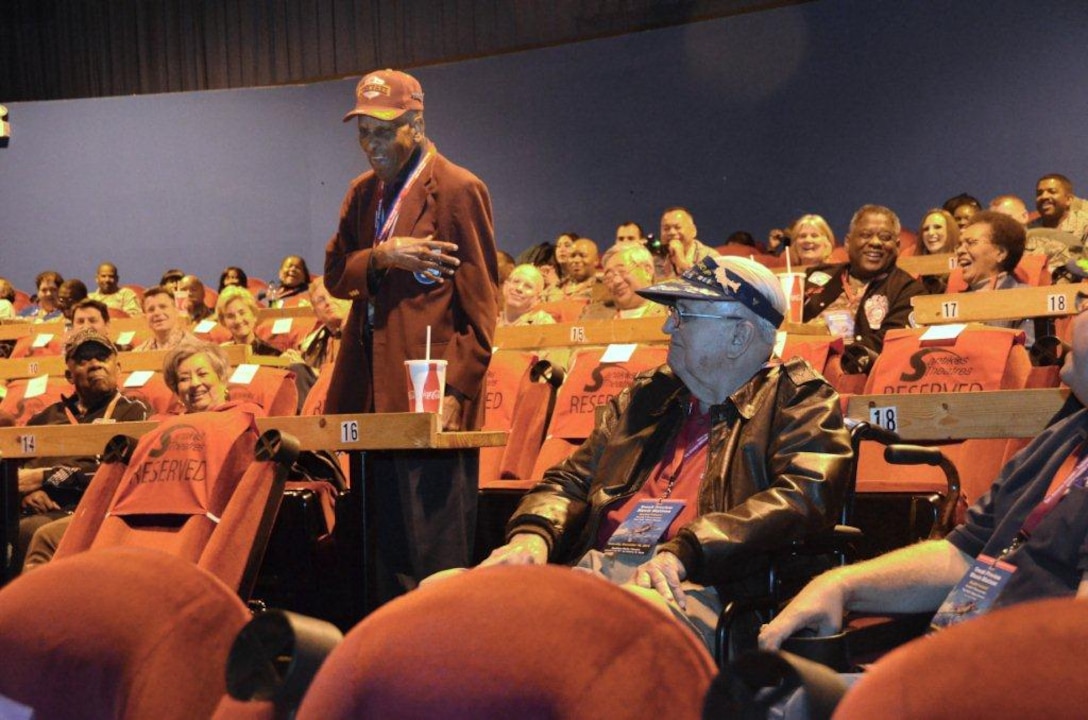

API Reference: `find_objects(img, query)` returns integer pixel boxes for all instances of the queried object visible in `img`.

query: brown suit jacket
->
[324,145,498,428]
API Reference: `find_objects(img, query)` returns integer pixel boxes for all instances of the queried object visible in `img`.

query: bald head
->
[989,195,1030,225]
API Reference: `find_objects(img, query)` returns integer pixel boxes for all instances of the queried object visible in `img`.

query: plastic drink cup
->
[404,359,447,424]
[778,273,805,324]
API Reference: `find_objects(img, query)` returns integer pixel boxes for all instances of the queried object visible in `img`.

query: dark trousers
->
[368,449,479,603]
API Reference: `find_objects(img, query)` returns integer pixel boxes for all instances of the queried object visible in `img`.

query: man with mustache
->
[801,204,925,353]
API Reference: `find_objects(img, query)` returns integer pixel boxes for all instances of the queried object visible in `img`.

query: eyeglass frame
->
[665,305,748,328]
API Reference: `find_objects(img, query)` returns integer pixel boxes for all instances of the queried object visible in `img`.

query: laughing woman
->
[954,210,1033,345]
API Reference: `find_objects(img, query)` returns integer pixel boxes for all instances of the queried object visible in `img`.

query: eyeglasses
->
[666,306,745,328]
[853,230,897,244]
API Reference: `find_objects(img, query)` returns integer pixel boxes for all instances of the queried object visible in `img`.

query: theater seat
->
[539,298,589,323]
[853,326,1032,554]
[293,565,716,719]
[9,331,64,358]
[834,598,1088,719]
[944,252,1051,292]
[228,365,299,417]
[53,404,299,597]
[0,375,72,425]
[0,546,250,720]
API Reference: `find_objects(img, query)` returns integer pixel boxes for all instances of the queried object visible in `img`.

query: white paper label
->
[599,343,637,363]
[24,374,49,398]
[228,363,259,385]
[123,370,154,388]
[271,318,293,335]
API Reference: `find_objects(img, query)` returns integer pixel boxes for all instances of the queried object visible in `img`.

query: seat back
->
[54,406,297,596]
[294,566,715,720]
[539,298,589,323]
[121,370,186,415]
[546,345,668,441]
[228,365,299,416]
[9,331,64,358]
[855,327,1032,550]
[256,316,316,353]
[0,376,72,425]
[0,546,250,720]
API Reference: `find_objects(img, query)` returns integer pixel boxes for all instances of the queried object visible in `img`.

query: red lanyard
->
[657,400,711,501]
[1002,441,1088,558]
[374,145,435,243]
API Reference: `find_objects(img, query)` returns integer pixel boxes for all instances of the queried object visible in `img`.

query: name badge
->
[604,500,685,557]
[930,554,1016,632]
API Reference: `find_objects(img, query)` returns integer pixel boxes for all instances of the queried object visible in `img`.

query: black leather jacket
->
[507,358,853,587]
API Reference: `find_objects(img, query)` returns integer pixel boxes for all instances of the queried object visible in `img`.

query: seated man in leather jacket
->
[480,255,853,650]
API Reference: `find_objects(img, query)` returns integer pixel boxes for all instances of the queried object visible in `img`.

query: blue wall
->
[2,0,1087,292]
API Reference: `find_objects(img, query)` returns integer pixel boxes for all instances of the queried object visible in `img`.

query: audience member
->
[298,277,349,369]
[324,67,498,602]
[581,244,665,319]
[88,262,142,317]
[16,328,149,573]
[524,244,564,303]
[561,238,603,300]
[218,266,248,292]
[178,275,214,323]
[802,204,926,353]
[477,255,852,651]
[716,230,761,258]
[916,208,959,293]
[159,268,185,293]
[1029,173,1088,250]
[498,264,555,327]
[658,207,714,279]
[614,221,645,248]
[943,193,982,230]
[163,341,234,413]
[56,279,89,323]
[266,255,313,308]
[18,271,64,322]
[990,195,1075,277]
[70,298,109,332]
[216,286,282,356]
[133,286,196,351]
[554,232,578,282]
[955,210,1034,345]
[0,277,15,319]
[787,214,836,267]
[760,302,1088,684]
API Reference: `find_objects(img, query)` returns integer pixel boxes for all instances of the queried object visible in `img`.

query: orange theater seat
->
[191,320,233,344]
[9,330,64,358]
[779,334,842,377]
[54,404,298,597]
[120,370,185,415]
[0,376,72,425]
[854,326,1032,551]
[539,298,589,323]
[255,316,316,353]
[835,598,1088,719]
[479,350,539,488]
[228,365,299,417]
[546,345,668,442]
[12,289,32,312]
[0,547,251,720]
[300,363,336,416]
[294,566,716,720]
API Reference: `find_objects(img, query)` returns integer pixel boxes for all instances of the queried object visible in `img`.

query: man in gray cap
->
[480,255,851,652]
[324,68,498,603]
[15,328,149,573]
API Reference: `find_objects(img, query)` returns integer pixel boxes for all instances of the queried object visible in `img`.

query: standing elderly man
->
[581,244,665,319]
[480,255,852,650]
[89,262,142,317]
[325,68,498,602]
[802,204,925,353]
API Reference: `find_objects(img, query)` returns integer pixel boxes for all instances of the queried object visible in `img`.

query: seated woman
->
[498,264,555,327]
[218,266,249,292]
[133,286,197,351]
[18,271,64,322]
[786,214,835,267]
[266,255,312,308]
[917,208,960,293]
[217,286,284,357]
[955,210,1034,345]
[163,341,233,413]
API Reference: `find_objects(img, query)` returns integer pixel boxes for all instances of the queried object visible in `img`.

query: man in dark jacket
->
[481,255,853,649]
[802,204,926,353]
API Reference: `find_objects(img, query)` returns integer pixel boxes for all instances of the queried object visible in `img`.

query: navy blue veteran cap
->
[637,255,785,328]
